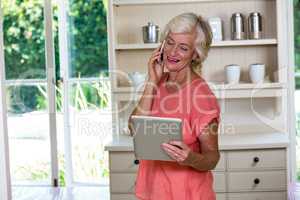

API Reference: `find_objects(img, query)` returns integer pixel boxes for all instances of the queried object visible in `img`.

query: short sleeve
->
[190,81,220,137]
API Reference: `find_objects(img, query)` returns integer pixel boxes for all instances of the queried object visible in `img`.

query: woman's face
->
[163,31,197,72]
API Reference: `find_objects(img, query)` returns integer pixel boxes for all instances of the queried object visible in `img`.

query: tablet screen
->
[131,115,182,161]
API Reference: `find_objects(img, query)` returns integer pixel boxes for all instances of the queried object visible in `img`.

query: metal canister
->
[248,12,262,39]
[142,22,160,43]
[231,13,245,40]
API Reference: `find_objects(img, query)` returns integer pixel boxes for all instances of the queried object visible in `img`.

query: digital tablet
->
[131,115,182,161]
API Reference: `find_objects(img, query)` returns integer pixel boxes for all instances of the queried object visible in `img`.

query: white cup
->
[225,64,240,84]
[249,63,265,83]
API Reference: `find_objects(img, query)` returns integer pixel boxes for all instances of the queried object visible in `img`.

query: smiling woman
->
[129,13,220,200]
[161,14,212,74]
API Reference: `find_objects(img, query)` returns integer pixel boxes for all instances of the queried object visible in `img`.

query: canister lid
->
[249,12,261,16]
[232,12,243,17]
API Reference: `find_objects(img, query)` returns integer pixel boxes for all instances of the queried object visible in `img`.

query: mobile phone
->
[159,40,165,63]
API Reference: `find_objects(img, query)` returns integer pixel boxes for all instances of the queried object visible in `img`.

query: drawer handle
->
[134,159,140,165]
[253,157,260,163]
[254,178,260,184]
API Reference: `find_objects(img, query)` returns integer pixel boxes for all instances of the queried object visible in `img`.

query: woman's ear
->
[192,51,199,61]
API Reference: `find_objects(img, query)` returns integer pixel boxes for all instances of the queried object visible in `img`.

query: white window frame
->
[58,0,110,187]
[0,1,12,199]
[58,0,74,186]
[287,0,297,183]
[44,0,59,187]
[0,0,110,192]
[0,0,59,189]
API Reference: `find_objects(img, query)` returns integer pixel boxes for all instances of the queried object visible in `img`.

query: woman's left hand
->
[161,141,191,164]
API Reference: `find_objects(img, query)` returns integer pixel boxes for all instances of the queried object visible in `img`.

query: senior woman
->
[129,13,220,200]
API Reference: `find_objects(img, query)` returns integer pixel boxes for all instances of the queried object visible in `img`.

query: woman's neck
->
[167,67,195,86]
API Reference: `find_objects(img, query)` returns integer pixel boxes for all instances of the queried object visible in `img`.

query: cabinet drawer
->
[111,194,137,200]
[110,151,225,173]
[111,193,227,200]
[110,173,136,193]
[110,172,226,194]
[227,149,286,170]
[228,170,287,192]
[216,193,226,200]
[109,152,138,172]
[213,172,226,192]
[214,151,225,171]
[228,192,286,200]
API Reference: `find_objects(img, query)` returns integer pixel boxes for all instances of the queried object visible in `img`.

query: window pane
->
[296,77,300,89]
[296,89,300,181]
[67,0,108,78]
[68,81,111,183]
[294,0,300,181]
[6,84,51,184]
[295,0,300,89]
[3,0,46,80]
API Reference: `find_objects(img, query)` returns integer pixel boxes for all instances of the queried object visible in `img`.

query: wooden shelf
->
[219,132,289,150]
[212,82,284,99]
[209,82,284,90]
[212,39,277,47]
[113,0,240,6]
[115,43,158,50]
[113,82,284,92]
[112,82,285,100]
[115,39,277,50]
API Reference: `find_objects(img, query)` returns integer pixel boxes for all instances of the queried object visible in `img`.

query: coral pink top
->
[135,74,220,200]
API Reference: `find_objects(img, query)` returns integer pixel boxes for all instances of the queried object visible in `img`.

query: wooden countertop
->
[104,132,290,151]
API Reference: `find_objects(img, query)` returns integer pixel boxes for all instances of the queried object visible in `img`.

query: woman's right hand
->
[147,44,164,85]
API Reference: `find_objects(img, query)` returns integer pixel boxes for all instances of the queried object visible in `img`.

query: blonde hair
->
[161,13,212,73]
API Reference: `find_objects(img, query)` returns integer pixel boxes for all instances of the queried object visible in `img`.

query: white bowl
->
[128,72,147,87]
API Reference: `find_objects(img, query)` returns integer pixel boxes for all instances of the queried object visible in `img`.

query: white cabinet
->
[227,192,287,200]
[213,172,226,193]
[111,193,228,200]
[109,152,138,172]
[227,171,286,192]
[110,173,136,193]
[108,151,228,198]
[107,0,290,136]
[226,149,286,170]
[109,0,283,87]
[108,149,287,199]
[110,194,137,200]
[106,0,292,199]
